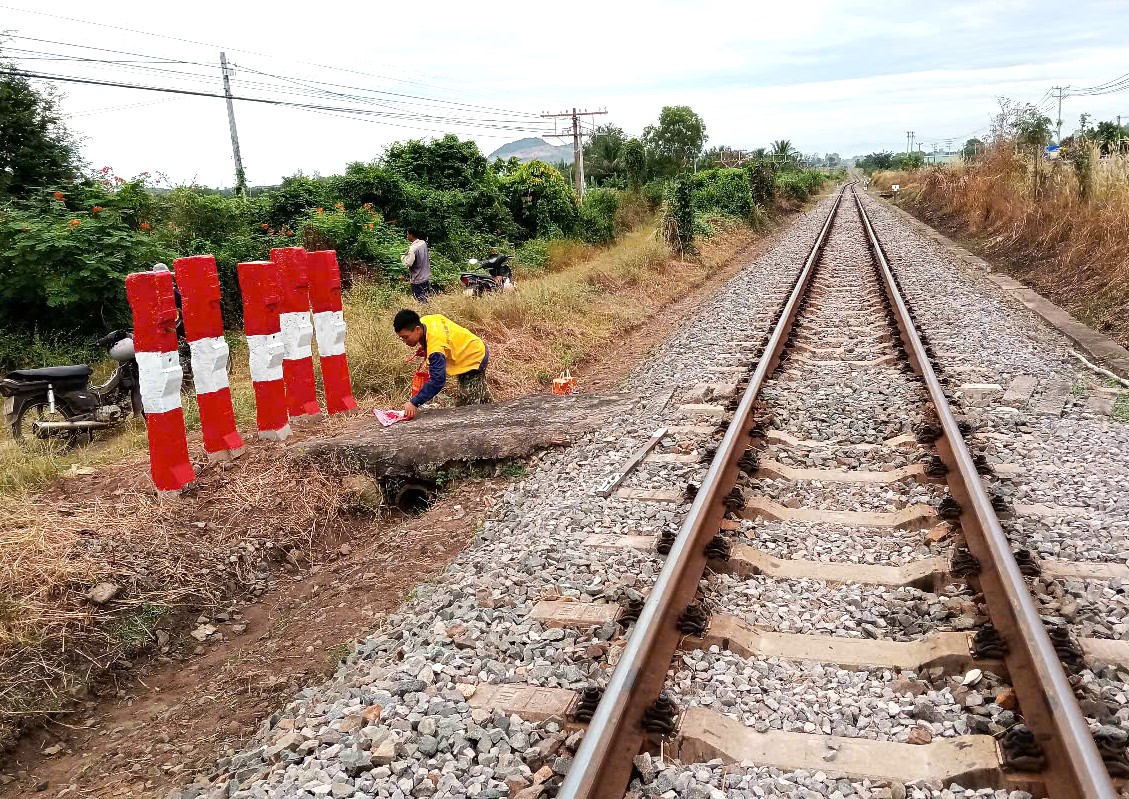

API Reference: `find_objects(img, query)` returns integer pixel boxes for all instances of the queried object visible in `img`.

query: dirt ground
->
[0,213,802,799]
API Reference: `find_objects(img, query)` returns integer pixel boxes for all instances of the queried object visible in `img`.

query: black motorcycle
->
[460,254,515,297]
[1,330,143,453]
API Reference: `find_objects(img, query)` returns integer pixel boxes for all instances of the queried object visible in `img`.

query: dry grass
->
[0,446,353,747]
[342,221,757,401]
[872,146,1129,347]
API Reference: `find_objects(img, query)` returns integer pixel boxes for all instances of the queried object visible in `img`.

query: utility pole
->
[220,52,248,196]
[1053,86,1066,144]
[906,131,911,154]
[542,108,607,199]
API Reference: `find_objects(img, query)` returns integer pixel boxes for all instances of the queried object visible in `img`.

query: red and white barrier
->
[271,247,322,421]
[174,255,245,462]
[125,265,196,494]
[237,260,291,441]
[308,250,358,414]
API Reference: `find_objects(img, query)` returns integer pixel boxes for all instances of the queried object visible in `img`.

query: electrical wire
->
[8,68,556,134]
[0,5,535,105]
[1,36,546,123]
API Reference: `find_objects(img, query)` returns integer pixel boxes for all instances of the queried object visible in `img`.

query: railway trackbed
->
[188,186,1129,799]
[560,185,1127,799]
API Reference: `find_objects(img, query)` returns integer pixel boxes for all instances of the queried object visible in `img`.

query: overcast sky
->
[3,0,1128,188]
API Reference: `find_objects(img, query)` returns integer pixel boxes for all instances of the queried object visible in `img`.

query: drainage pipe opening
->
[389,481,437,514]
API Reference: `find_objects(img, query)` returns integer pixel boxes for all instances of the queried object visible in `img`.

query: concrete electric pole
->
[1053,86,1066,144]
[542,108,608,199]
[220,52,248,196]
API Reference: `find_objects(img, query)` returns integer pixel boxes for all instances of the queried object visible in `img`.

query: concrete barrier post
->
[174,255,245,462]
[271,247,322,421]
[307,250,358,414]
[237,260,291,441]
[125,266,196,495]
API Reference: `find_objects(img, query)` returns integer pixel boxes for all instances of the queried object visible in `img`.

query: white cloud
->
[4,0,1128,185]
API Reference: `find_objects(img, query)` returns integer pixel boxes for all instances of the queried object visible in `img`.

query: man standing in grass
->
[401,229,432,303]
[393,309,491,419]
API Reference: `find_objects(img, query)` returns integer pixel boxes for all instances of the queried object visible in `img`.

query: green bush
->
[578,188,619,244]
[690,168,754,219]
[515,238,551,273]
[0,183,172,336]
[641,179,667,209]
[774,170,828,203]
[746,161,777,209]
[500,161,579,240]
[665,177,695,253]
[260,175,335,228]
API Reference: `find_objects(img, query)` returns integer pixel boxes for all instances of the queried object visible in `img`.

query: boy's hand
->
[402,401,417,420]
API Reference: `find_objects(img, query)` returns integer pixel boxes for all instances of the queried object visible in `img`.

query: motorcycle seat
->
[8,365,93,380]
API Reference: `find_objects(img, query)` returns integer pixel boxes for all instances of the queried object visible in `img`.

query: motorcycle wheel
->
[12,399,87,454]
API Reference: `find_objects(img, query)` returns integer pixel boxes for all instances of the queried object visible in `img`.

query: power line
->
[7,69,556,134]
[4,35,544,120]
[0,5,535,105]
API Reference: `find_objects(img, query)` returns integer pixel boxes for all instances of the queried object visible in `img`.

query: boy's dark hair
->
[393,308,422,332]
[406,228,419,238]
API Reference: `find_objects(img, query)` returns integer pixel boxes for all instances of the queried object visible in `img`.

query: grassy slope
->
[870,149,1129,349]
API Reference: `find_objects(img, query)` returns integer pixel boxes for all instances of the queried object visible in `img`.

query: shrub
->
[641,179,667,209]
[746,161,776,208]
[775,170,827,203]
[578,188,619,244]
[664,177,695,255]
[515,238,551,273]
[299,204,406,282]
[0,185,172,336]
[500,161,579,240]
[690,168,754,219]
[260,175,335,228]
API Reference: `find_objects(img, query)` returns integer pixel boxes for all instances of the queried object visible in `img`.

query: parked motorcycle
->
[1,330,143,453]
[460,254,515,297]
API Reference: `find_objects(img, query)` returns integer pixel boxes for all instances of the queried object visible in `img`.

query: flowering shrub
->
[0,188,172,332]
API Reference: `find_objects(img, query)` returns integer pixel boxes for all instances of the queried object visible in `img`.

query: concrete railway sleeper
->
[556,185,1123,799]
[188,187,1129,799]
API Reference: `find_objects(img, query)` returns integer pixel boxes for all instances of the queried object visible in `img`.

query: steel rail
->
[558,185,850,799]
[853,188,1115,799]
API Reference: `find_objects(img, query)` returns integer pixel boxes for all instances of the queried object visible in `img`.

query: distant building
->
[923,150,961,165]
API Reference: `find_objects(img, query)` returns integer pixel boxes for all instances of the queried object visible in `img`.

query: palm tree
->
[770,139,799,166]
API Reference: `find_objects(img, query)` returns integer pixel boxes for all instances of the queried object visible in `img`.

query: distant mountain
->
[487,137,573,164]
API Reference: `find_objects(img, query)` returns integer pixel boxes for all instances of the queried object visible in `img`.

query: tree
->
[383,134,489,192]
[582,124,627,186]
[1016,107,1052,151]
[1095,120,1127,154]
[0,62,84,198]
[991,98,1051,151]
[854,152,894,173]
[890,151,925,170]
[621,138,647,188]
[962,138,984,160]
[643,106,707,174]
[769,139,799,169]
[825,152,841,167]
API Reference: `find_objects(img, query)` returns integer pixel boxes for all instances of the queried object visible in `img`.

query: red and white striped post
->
[308,250,358,414]
[271,247,322,421]
[174,255,245,462]
[125,265,196,495]
[237,260,292,441]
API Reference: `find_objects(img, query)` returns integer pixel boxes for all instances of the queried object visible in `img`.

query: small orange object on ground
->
[552,368,578,395]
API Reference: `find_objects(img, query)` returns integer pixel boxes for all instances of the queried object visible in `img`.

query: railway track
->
[559,185,1124,799]
[189,185,1129,799]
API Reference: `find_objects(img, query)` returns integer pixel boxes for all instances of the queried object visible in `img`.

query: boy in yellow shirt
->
[393,309,491,419]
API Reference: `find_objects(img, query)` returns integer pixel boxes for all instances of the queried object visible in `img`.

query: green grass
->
[1112,393,1129,422]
